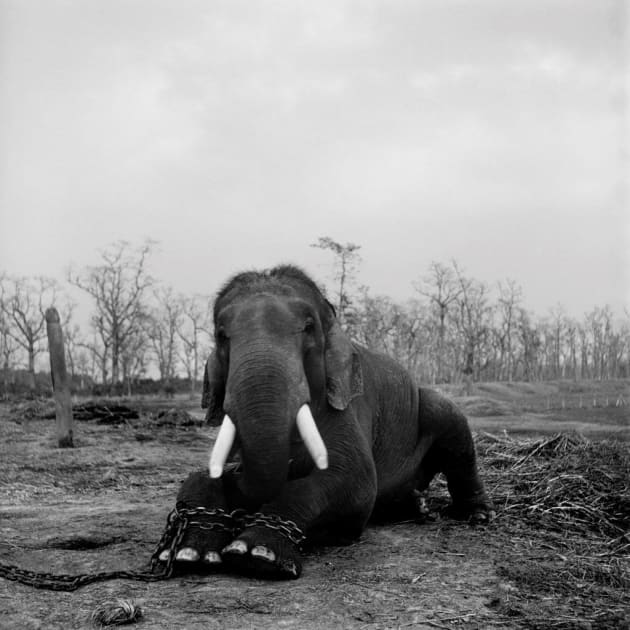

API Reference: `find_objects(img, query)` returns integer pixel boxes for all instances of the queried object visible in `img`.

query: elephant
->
[160,265,493,579]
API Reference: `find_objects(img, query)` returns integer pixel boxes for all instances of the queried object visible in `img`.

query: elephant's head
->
[202,265,363,503]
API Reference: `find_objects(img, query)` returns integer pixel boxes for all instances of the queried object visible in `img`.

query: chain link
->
[0,506,305,590]
[173,506,243,537]
[241,512,306,547]
[0,507,186,591]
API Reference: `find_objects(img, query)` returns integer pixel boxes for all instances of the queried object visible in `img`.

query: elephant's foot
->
[445,497,496,524]
[158,539,226,568]
[157,505,238,571]
[222,525,303,579]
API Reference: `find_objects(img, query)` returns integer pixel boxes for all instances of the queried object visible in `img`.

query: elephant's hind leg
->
[441,447,494,522]
[418,389,494,522]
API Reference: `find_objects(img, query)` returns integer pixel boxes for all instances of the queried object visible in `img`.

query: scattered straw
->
[90,599,142,627]
[477,432,629,539]
[475,432,630,629]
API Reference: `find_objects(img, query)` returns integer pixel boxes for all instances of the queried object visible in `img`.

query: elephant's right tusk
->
[296,404,328,470]
[209,415,236,478]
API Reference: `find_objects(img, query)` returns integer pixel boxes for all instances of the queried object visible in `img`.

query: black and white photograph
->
[0,1,628,628]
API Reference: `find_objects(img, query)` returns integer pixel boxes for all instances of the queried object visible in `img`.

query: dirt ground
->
[0,395,628,630]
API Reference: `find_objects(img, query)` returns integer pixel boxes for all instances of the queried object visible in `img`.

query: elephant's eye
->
[303,318,315,334]
[216,327,229,343]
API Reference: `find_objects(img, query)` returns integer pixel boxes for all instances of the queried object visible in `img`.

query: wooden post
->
[45,307,74,448]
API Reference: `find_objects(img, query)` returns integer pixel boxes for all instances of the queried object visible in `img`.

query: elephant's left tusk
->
[296,404,328,470]
[209,415,236,478]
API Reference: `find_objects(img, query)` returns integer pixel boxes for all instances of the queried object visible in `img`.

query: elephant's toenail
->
[203,551,222,564]
[251,546,276,563]
[176,547,200,562]
[223,540,248,555]
[158,550,170,562]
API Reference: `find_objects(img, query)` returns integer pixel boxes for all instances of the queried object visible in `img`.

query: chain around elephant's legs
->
[162,471,238,567]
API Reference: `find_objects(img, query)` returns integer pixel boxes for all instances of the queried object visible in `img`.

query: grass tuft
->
[90,599,142,627]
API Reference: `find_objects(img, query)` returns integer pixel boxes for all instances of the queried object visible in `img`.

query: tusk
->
[209,415,236,478]
[296,404,328,470]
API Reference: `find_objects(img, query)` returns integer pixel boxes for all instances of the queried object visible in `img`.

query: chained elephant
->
[159,265,493,578]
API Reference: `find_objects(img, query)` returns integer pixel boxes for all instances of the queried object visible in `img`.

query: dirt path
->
[0,403,627,629]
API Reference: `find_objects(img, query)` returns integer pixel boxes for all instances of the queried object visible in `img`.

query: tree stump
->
[45,307,74,448]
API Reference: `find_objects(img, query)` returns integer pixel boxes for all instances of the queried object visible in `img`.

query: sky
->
[0,0,628,321]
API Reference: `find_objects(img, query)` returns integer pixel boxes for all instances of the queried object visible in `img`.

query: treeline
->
[315,239,630,390]
[1,241,212,396]
[347,262,630,390]
[1,239,629,397]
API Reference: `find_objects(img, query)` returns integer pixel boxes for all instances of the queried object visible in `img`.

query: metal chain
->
[0,506,197,591]
[241,512,306,547]
[172,506,243,537]
[0,507,304,590]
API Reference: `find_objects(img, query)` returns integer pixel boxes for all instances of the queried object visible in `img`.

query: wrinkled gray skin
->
[170,265,493,579]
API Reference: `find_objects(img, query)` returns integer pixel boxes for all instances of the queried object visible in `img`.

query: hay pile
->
[475,432,630,629]
[151,408,201,427]
[10,399,55,421]
[478,432,629,540]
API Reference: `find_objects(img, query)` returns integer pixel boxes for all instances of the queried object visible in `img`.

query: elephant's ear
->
[325,321,363,410]
[202,353,225,426]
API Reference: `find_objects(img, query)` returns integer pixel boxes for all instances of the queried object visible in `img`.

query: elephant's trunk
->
[210,405,328,482]
[220,346,303,504]
[208,341,328,504]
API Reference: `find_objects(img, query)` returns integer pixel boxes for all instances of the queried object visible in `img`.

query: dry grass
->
[474,432,630,629]
[90,598,143,627]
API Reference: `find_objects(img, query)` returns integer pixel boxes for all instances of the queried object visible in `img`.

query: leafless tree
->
[311,236,362,330]
[146,286,182,388]
[176,294,211,396]
[120,326,150,395]
[452,263,491,393]
[74,348,91,392]
[0,274,69,391]
[495,279,523,381]
[584,306,615,381]
[80,324,111,384]
[0,278,21,394]
[355,290,397,354]
[415,262,461,383]
[546,304,567,379]
[63,322,82,382]
[68,240,154,386]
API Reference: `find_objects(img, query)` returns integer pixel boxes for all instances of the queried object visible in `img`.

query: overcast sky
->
[0,0,628,319]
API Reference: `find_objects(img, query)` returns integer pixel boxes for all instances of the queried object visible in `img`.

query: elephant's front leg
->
[160,470,249,570]
[223,434,378,579]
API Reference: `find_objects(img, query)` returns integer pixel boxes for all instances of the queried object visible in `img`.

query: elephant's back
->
[353,344,423,496]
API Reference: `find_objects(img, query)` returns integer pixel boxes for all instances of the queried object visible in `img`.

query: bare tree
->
[415,262,461,383]
[63,323,82,383]
[74,348,91,392]
[120,326,150,395]
[355,290,398,354]
[176,294,211,396]
[496,279,523,381]
[146,286,182,389]
[547,304,566,379]
[354,288,430,381]
[452,263,491,393]
[80,324,111,385]
[311,236,362,330]
[563,316,579,380]
[68,240,154,386]
[0,275,68,392]
[584,306,615,381]
[0,279,21,395]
